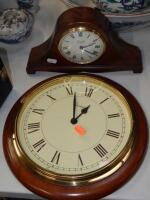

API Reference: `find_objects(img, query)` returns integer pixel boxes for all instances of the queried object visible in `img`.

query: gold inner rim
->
[13,74,134,186]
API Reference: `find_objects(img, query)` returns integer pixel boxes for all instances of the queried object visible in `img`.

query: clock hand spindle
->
[71,105,90,124]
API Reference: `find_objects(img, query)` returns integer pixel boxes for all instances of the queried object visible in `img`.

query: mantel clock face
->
[3,74,148,199]
[58,27,105,64]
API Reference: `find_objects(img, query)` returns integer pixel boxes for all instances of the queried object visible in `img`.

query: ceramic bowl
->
[60,0,150,31]
[17,0,40,14]
[0,8,34,43]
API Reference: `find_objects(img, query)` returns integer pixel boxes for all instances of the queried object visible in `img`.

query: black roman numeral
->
[99,98,109,104]
[63,46,68,50]
[93,51,98,56]
[28,122,40,133]
[106,130,120,138]
[33,139,46,152]
[72,55,77,60]
[78,31,83,37]
[32,109,45,115]
[65,85,73,95]
[94,144,108,157]
[65,51,71,55]
[51,151,61,164]
[70,33,75,38]
[47,94,56,101]
[108,113,120,118]
[95,45,100,48]
[81,56,84,61]
[85,87,94,97]
[78,154,84,166]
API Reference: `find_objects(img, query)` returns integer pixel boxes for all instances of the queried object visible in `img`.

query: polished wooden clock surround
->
[3,73,148,200]
[26,7,142,74]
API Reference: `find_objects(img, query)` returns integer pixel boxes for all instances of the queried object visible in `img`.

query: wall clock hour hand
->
[71,105,90,124]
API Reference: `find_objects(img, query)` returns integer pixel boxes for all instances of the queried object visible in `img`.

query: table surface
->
[0,0,150,199]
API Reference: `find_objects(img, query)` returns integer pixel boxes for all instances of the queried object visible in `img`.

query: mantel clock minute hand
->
[80,43,95,49]
[71,105,90,124]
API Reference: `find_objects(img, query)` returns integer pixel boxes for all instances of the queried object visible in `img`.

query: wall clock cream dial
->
[17,74,132,178]
[58,27,105,64]
[3,74,148,199]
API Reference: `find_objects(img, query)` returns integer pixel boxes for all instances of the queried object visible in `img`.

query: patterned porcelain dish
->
[17,0,40,14]
[0,8,34,43]
[110,13,150,31]
[66,0,150,15]
[60,0,150,31]
[93,0,150,15]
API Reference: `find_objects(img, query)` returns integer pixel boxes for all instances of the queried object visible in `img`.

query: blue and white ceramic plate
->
[92,0,150,16]
[60,0,150,31]
[17,0,40,14]
[64,0,150,15]
[0,8,34,43]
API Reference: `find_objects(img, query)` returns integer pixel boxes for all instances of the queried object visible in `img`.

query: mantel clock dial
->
[26,7,142,74]
[58,27,105,64]
[3,73,148,200]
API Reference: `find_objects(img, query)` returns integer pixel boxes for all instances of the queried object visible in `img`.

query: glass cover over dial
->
[16,74,133,185]
[58,27,105,64]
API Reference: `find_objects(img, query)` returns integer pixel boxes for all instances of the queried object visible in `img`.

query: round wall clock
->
[26,7,142,74]
[3,73,148,200]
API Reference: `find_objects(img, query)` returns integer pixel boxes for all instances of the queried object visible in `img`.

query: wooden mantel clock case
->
[3,73,148,200]
[26,7,142,74]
